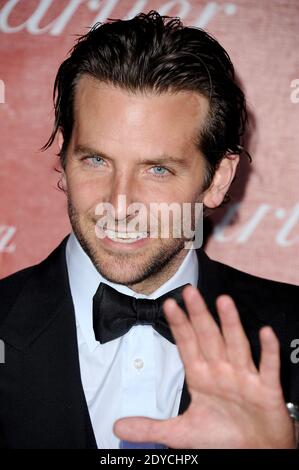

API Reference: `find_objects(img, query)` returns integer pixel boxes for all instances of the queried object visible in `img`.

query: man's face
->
[62,77,209,289]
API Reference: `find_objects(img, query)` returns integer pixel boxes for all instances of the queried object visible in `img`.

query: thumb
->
[113,416,174,445]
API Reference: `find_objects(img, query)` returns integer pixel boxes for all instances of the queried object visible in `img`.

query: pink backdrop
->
[0,0,299,284]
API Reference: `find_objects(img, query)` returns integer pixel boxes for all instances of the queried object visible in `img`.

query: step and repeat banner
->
[0,0,298,284]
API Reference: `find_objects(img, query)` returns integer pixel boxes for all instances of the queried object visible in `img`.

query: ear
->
[58,129,64,152]
[57,129,67,191]
[203,154,240,208]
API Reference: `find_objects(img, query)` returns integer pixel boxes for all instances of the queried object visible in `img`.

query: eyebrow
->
[73,144,189,167]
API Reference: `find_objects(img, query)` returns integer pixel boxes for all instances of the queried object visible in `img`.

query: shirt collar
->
[66,232,199,352]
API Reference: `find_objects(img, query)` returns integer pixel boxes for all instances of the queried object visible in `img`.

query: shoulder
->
[0,235,70,327]
[0,265,37,325]
[211,255,299,326]
[216,256,298,292]
[198,247,298,330]
[199,247,299,300]
[218,257,298,298]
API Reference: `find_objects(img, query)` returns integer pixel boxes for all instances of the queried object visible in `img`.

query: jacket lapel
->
[0,235,97,449]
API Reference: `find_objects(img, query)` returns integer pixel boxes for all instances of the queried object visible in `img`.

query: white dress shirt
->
[65,232,198,449]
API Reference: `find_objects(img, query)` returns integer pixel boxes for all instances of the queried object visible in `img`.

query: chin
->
[95,263,144,285]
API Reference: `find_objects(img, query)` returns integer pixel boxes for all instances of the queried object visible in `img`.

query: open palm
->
[114,285,296,449]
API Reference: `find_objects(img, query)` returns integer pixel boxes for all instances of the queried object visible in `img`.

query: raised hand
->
[113,285,296,449]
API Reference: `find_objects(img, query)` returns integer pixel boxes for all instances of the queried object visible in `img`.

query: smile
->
[103,229,148,243]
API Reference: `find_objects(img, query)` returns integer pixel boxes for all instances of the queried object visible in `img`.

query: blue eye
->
[150,166,170,177]
[86,156,104,167]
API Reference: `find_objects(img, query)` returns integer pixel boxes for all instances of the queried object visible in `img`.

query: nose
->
[108,171,138,223]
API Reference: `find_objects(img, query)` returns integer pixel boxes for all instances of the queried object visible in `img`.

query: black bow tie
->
[92,282,190,344]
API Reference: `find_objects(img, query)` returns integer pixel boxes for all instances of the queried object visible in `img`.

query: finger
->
[216,295,257,372]
[182,285,227,362]
[259,326,281,389]
[113,416,176,447]
[163,297,205,363]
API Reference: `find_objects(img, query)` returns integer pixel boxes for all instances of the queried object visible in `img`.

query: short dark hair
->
[43,9,251,197]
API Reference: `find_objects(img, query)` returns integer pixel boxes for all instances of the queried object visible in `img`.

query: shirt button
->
[133,358,144,369]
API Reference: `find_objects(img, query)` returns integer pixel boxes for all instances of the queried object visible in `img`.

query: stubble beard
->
[67,196,187,287]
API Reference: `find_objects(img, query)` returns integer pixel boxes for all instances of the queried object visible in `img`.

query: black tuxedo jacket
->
[0,234,299,449]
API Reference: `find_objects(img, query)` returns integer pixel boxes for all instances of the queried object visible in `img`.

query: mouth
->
[102,229,149,244]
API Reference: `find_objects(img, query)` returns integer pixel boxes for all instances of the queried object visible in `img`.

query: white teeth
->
[104,229,148,243]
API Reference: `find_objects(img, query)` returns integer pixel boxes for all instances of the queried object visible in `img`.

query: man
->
[0,10,298,449]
